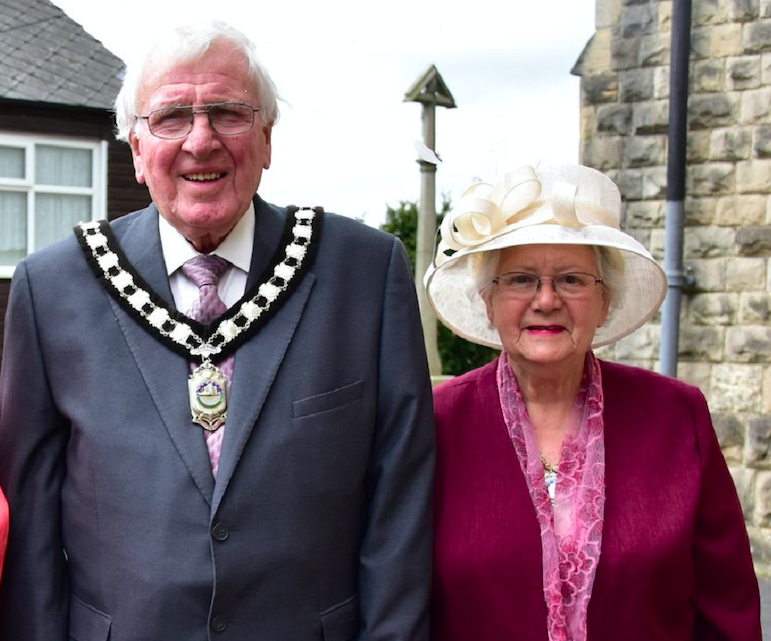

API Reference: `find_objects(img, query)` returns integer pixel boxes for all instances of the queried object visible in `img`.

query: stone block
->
[623,135,666,166]
[575,30,612,77]
[632,99,669,134]
[687,131,711,163]
[691,27,711,61]
[730,0,760,22]
[625,199,664,227]
[580,106,597,141]
[710,127,752,160]
[653,66,670,99]
[711,363,763,410]
[613,168,644,199]
[714,412,746,462]
[693,0,729,25]
[593,342,616,361]
[736,159,771,192]
[689,93,739,130]
[688,162,736,196]
[611,36,641,70]
[747,415,771,464]
[726,257,766,290]
[678,360,713,394]
[712,23,746,57]
[688,258,727,292]
[693,59,726,93]
[641,166,668,198]
[679,326,726,361]
[639,32,671,67]
[689,293,738,325]
[726,326,771,362]
[619,68,655,101]
[727,56,762,90]
[621,3,658,37]
[761,52,771,83]
[754,473,771,526]
[649,228,666,260]
[596,103,633,134]
[745,20,771,53]
[684,226,736,258]
[740,292,771,323]
[737,225,771,255]
[684,197,718,226]
[754,125,771,157]
[612,323,660,360]
[581,71,619,105]
[716,194,767,225]
[764,365,771,412]
[730,467,755,520]
[658,0,673,31]
[597,0,623,28]
[582,136,623,170]
[741,87,771,123]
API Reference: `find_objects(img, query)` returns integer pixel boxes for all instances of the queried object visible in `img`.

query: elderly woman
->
[424,163,761,641]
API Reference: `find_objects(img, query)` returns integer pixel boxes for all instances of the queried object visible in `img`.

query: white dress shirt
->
[159,203,255,314]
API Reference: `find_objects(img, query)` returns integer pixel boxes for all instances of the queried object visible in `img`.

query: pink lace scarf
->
[496,352,606,641]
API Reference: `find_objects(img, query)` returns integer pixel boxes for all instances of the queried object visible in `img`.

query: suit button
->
[212,523,229,541]
[211,615,227,632]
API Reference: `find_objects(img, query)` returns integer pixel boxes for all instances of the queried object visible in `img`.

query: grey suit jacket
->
[0,197,435,641]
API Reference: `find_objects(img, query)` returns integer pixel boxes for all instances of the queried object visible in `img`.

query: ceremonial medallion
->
[188,361,228,431]
[75,206,323,433]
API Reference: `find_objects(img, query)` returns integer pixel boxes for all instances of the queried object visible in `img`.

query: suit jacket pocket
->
[292,380,363,418]
[320,594,360,641]
[69,594,112,641]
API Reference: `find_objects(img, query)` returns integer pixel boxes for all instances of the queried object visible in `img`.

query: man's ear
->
[128,131,146,184]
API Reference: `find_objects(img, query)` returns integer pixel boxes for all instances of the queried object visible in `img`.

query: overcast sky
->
[54,0,597,227]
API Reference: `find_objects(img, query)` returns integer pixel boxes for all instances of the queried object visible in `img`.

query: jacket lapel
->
[107,206,216,502]
[211,199,316,509]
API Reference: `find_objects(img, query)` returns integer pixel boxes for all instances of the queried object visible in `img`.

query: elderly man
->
[0,20,434,641]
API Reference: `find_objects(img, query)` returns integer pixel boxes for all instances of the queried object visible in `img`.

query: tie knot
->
[181,254,231,289]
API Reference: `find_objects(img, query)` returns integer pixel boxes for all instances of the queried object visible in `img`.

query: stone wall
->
[574,0,771,574]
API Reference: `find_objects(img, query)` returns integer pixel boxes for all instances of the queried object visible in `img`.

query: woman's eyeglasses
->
[492,271,604,299]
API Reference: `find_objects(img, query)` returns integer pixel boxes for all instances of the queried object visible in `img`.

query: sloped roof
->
[0,0,124,110]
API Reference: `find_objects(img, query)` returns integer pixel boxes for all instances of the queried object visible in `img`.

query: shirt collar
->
[159,202,255,276]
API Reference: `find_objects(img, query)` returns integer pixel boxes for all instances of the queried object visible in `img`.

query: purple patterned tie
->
[181,254,233,477]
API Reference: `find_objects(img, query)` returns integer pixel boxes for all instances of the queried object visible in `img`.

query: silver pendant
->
[188,360,228,431]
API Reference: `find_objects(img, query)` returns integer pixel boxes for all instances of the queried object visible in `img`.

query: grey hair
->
[114,20,280,142]
[470,244,626,321]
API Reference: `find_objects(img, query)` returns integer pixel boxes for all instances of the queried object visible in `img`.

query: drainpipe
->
[659,0,693,378]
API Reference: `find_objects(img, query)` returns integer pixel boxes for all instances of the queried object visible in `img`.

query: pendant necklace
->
[540,455,558,506]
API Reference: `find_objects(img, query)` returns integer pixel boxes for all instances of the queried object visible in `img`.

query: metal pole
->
[659,0,692,378]
[415,103,442,376]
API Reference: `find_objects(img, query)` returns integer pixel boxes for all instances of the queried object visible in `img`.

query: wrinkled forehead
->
[136,41,255,110]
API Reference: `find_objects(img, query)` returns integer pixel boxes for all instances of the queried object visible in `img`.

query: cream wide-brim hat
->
[423,162,668,349]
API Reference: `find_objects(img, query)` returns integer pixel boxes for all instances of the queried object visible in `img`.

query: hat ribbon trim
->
[435,166,618,266]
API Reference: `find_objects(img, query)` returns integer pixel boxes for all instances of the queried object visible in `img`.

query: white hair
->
[114,20,280,142]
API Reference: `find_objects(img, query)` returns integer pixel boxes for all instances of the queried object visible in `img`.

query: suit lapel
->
[211,199,316,509]
[107,206,216,503]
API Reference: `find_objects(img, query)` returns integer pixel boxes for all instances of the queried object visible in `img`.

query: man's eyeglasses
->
[492,271,604,299]
[136,102,262,140]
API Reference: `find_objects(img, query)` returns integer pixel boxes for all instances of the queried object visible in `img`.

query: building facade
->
[574,0,771,572]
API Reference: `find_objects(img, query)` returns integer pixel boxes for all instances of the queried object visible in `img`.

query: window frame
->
[0,132,107,278]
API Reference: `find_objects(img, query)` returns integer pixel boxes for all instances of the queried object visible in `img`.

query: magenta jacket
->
[431,358,760,641]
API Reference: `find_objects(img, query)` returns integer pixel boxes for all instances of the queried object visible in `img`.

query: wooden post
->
[404,65,456,377]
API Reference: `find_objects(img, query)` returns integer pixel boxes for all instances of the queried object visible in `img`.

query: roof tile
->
[0,0,124,109]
